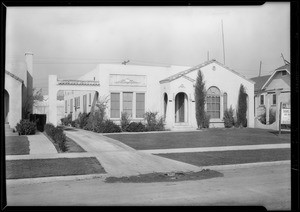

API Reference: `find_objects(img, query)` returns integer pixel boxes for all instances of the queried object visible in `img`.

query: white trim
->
[261,68,290,90]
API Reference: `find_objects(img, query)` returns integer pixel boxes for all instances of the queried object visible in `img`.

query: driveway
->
[64,129,203,176]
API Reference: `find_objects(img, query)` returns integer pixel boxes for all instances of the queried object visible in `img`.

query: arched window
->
[223,92,228,111]
[207,86,220,118]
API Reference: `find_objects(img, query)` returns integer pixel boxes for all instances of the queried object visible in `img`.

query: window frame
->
[206,86,221,119]
[136,93,145,119]
[110,92,121,118]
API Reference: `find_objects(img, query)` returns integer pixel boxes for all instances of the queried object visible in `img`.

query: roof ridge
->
[5,70,24,83]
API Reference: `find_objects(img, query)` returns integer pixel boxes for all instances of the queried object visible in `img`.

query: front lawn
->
[156,148,290,167]
[105,128,290,150]
[6,157,105,179]
[5,136,30,155]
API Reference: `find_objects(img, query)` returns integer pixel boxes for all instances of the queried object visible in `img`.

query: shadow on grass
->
[269,130,291,136]
[105,169,223,183]
[63,128,78,131]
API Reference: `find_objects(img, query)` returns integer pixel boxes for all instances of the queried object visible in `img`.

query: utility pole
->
[259,61,262,77]
[207,51,209,61]
[221,20,226,65]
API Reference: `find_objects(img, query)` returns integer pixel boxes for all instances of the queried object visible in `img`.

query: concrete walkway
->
[138,143,290,154]
[65,129,203,177]
[27,132,57,155]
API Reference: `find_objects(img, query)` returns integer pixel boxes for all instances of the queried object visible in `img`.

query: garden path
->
[27,132,57,154]
[64,129,203,177]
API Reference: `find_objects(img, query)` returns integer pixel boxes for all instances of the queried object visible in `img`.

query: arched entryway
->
[4,90,9,123]
[175,92,188,123]
[163,93,168,119]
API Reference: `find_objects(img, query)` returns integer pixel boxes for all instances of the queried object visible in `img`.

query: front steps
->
[171,123,196,131]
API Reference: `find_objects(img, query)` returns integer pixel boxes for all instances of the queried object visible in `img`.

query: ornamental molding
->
[57,80,100,86]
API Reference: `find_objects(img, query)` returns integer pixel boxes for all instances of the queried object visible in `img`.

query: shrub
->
[61,113,72,126]
[203,113,210,128]
[102,120,121,133]
[195,70,207,129]
[83,110,104,132]
[236,84,248,127]
[15,119,37,135]
[121,112,131,131]
[44,123,68,152]
[77,112,89,129]
[223,106,235,128]
[144,111,165,131]
[258,111,266,125]
[45,123,56,138]
[126,122,146,132]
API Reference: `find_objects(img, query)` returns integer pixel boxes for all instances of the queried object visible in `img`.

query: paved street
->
[7,162,290,209]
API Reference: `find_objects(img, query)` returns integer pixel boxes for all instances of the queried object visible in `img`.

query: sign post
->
[279,102,291,134]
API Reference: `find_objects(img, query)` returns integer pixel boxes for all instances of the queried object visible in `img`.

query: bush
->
[83,110,104,132]
[44,123,56,138]
[44,123,68,152]
[76,112,89,129]
[126,122,146,132]
[223,106,235,128]
[61,113,72,126]
[258,111,266,125]
[102,120,121,133]
[15,119,36,135]
[121,112,131,131]
[236,84,248,127]
[144,111,165,131]
[203,113,210,128]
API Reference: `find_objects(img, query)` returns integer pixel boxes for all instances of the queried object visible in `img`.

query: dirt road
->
[6,162,290,210]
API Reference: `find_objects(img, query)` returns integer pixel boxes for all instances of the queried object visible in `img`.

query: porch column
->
[48,75,58,126]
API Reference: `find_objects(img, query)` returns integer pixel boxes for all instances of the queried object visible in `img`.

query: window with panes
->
[207,86,220,118]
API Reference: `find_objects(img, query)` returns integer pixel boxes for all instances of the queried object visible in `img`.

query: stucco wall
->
[5,75,22,129]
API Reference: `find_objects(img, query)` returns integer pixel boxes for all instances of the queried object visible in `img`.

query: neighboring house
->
[33,95,65,124]
[4,53,34,130]
[251,63,290,129]
[49,59,255,130]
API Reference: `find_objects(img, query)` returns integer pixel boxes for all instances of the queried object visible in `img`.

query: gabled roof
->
[5,70,24,84]
[261,63,290,90]
[275,63,290,72]
[250,75,271,92]
[159,59,254,84]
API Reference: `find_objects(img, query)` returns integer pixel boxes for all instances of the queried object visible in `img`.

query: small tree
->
[22,88,44,119]
[195,70,207,129]
[236,84,248,127]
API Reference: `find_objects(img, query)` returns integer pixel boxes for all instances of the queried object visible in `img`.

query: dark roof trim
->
[5,70,24,83]
[58,79,100,86]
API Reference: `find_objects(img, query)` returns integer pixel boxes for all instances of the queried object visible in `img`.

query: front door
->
[175,92,185,123]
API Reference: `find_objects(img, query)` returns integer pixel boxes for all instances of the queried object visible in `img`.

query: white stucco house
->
[4,53,34,130]
[48,59,255,130]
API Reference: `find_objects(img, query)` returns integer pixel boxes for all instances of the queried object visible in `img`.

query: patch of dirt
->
[105,169,223,183]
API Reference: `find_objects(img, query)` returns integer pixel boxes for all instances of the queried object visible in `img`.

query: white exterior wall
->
[162,62,255,129]
[5,75,22,129]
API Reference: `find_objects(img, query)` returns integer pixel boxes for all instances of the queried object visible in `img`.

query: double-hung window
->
[110,93,120,118]
[136,93,145,118]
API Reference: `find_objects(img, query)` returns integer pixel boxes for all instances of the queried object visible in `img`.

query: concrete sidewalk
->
[27,132,57,155]
[65,129,203,177]
[138,143,290,154]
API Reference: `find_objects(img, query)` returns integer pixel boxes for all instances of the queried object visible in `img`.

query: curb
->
[6,173,109,186]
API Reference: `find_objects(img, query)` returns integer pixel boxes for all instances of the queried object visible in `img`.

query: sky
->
[5,3,290,95]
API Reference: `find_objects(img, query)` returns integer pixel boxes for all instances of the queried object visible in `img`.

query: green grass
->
[6,157,106,179]
[156,148,291,167]
[105,128,290,150]
[5,136,30,155]
[65,136,86,153]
